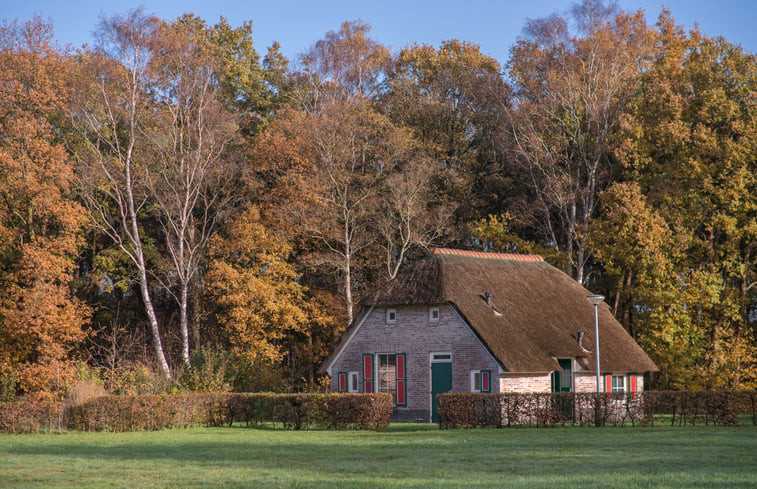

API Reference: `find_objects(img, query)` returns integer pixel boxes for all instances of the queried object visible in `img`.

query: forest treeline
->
[0,0,754,398]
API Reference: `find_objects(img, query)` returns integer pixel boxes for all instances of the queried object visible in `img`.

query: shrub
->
[102,364,173,395]
[67,393,221,431]
[0,393,63,433]
[177,348,234,393]
[70,392,393,432]
[437,391,757,428]
[326,393,393,431]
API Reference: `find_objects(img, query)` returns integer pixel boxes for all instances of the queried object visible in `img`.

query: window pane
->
[474,372,481,391]
[379,354,397,393]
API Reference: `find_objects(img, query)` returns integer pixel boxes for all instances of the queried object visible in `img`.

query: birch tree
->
[506,0,655,283]
[70,9,172,377]
[146,15,244,365]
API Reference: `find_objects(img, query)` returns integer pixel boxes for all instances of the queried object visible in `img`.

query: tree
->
[382,40,509,221]
[612,12,757,388]
[300,20,390,102]
[205,206,329,374]
[146,15,245,365]
[0,17,90,393]
[505,0,655,283]
[70,9,172,377]
[257,101,395,323]
[375,156,454,279]
[589,182,675,338]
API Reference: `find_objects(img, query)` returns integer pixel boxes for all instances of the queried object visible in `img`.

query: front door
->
[431,361,452,423]
[552,358,572,392]
[551,358,573,420]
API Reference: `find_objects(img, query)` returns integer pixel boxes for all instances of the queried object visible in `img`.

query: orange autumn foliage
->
[0,18,90,394]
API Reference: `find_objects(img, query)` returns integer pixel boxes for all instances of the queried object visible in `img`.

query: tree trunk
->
[179,281,190,366]
[345,259,353,325]
[137,264,172,378]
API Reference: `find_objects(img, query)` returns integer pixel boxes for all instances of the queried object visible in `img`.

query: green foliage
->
[471,214,572,272]
[607,15,757,389]
[102,364,173,396]
[177,348,234,393]
[0,371,18,402]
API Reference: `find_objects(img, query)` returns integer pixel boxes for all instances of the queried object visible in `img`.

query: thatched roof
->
[360,248,658,374]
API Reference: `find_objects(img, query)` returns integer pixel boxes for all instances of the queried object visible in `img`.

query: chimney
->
[484,291,491,306]
[577,331,585,349]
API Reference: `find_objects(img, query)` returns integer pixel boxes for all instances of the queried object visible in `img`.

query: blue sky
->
[3,1,755,65]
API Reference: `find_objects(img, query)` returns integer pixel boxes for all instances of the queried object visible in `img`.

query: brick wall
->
[574,372,597,392]
[499,373,552,392]
[329,304,500,421]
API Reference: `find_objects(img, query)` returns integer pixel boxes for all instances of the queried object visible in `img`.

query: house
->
[322,248,658,422]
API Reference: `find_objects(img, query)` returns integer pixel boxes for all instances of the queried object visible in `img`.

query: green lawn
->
[1,424,755,488]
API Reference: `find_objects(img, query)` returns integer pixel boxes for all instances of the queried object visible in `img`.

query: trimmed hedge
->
[437,391,757,428]
[67,393,218,432]
[67,392,394,432]
[0,395,63,433]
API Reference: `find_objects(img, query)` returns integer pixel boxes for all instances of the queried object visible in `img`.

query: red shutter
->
[396,353,407,406]
[630,374,637,392]
[604,374,612,393]
[337,372,347,393]
[481,370,491,393]
[363,354,374,393]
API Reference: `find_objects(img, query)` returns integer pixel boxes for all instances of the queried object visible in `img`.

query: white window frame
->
[386,308,397,324]
[470,370,483,393]
[611,375,625,392]
[430,352,451,363]
[377,353,398,395]
[429,306,440,322]
[347,371,360,393]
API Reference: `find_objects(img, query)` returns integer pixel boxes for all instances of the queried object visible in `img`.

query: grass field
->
[1,424,756,488]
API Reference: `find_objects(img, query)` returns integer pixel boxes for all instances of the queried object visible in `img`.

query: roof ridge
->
[433,248,543,262]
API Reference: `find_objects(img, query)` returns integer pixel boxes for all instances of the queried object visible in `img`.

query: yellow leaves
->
[206,206,330,363]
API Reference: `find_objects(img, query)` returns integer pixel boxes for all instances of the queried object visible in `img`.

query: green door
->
[552,358,572,392]
[551,358,573,420]
[431,362,452,423]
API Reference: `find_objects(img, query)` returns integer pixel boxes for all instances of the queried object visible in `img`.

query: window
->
[376,353,407,406]
[429,306,440,322]
[470,370,491,393]
[611,375,625,392]
[378,354,397,394]
[386,308,396,324]
[431,353,451,362]
[348,371,359,393]
[605,374,626,403]
[471,371,482,392]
